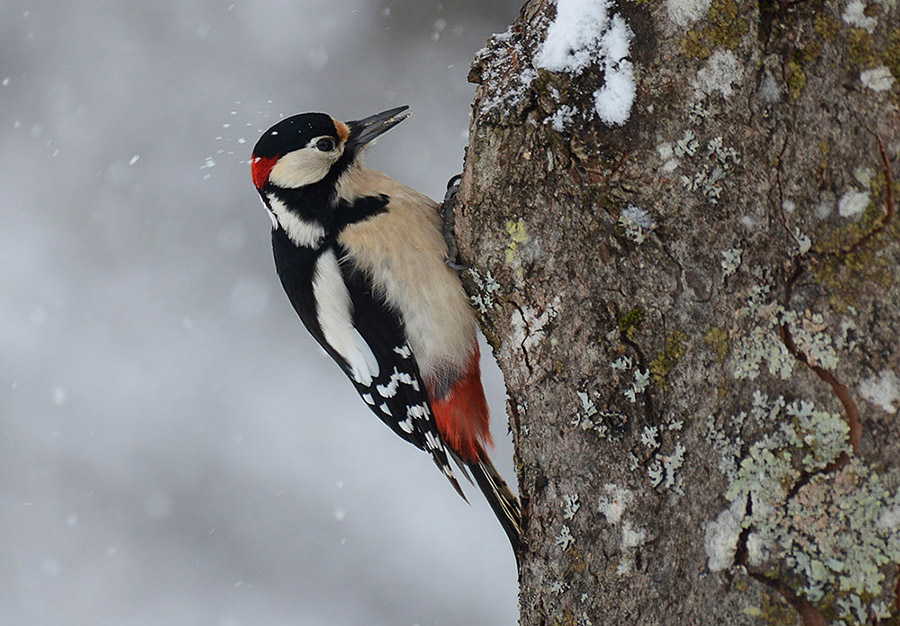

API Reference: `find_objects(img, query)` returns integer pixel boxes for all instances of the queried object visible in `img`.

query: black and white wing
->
[272,229,464,497]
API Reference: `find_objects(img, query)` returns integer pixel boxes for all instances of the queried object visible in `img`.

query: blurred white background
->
[0,1,522,624]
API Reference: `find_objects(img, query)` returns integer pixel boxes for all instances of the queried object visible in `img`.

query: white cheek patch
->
[312,250,380,385]
[266,194,326,248]
[269,146,342,188]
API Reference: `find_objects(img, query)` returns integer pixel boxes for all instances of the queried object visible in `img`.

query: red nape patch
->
[250,154,278,189]
[429,346,492,463]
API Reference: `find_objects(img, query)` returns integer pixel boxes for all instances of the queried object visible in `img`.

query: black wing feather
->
[272,228,463,497]
[336,246,466,498]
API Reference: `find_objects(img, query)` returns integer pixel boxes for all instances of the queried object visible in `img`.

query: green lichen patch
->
[785,59,807,101]
[814,249,894,312]
[783,463,899,622]
[811,176,900,311]
[704,326,730,363]
[730,277,841,380]
[846,24,900,87]
[617,307,645,340]
[708,393,900,623]
[797,39,823,66]
[847,27,882,69]
[649,330,688,389]
[813,13,840,41]
[505,218,529,264]
[886,29,900,80]
[753,591,800,625]
[680,0,749,59]
[503,217,540,283]
[467,267,502,315]
[730,281,796,381]
[677,133,742,205]
[780,311,839,370]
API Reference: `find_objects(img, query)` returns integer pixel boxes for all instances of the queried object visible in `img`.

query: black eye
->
[315,137,336,152]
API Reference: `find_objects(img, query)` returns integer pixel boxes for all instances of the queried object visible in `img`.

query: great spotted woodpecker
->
[250,106,521,554]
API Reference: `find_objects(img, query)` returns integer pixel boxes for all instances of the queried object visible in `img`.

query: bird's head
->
[250,105,409,191]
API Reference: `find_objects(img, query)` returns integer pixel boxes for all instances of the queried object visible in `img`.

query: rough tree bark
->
[454,1,900,624]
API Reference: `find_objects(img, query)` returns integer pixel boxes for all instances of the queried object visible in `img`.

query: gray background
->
[1,1,522,624]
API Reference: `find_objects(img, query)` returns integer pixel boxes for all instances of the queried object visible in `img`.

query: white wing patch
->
[375,367,421,398]
[393,345,412,358]
[424,431,442,451]
[312,250,380,386]
[398,403,430,434]
[268,194,326,248]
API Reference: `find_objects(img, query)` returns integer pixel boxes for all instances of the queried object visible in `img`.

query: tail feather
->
[430,452,469,503]
[468,456,523,556]
[427,346,522,556]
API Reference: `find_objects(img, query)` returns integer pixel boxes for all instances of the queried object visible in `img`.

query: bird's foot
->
[441,174,467,271]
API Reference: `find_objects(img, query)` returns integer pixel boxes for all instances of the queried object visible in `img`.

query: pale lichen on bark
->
[456,0,900,623]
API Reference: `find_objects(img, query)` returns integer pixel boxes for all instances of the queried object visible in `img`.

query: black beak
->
[347,105,409,151]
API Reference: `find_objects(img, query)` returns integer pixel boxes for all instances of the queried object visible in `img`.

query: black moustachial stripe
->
[268,181,389,238]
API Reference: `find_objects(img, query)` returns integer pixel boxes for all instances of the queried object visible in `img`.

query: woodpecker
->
[250,106,521,554]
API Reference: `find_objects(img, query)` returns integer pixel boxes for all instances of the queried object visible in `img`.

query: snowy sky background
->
[1,1,523,624]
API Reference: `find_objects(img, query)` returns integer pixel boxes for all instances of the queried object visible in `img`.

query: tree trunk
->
[456,0,900,623]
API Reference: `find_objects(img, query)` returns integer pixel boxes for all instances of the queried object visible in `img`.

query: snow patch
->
[536,0,635,127]
[536,0,613,73]
[662,158,680,173]
[594,56,636,125]
[595,14,635,126]
[656,142,673,161]
[547,104,577,132]
[476,29,537,115]
[859,369,900,413]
